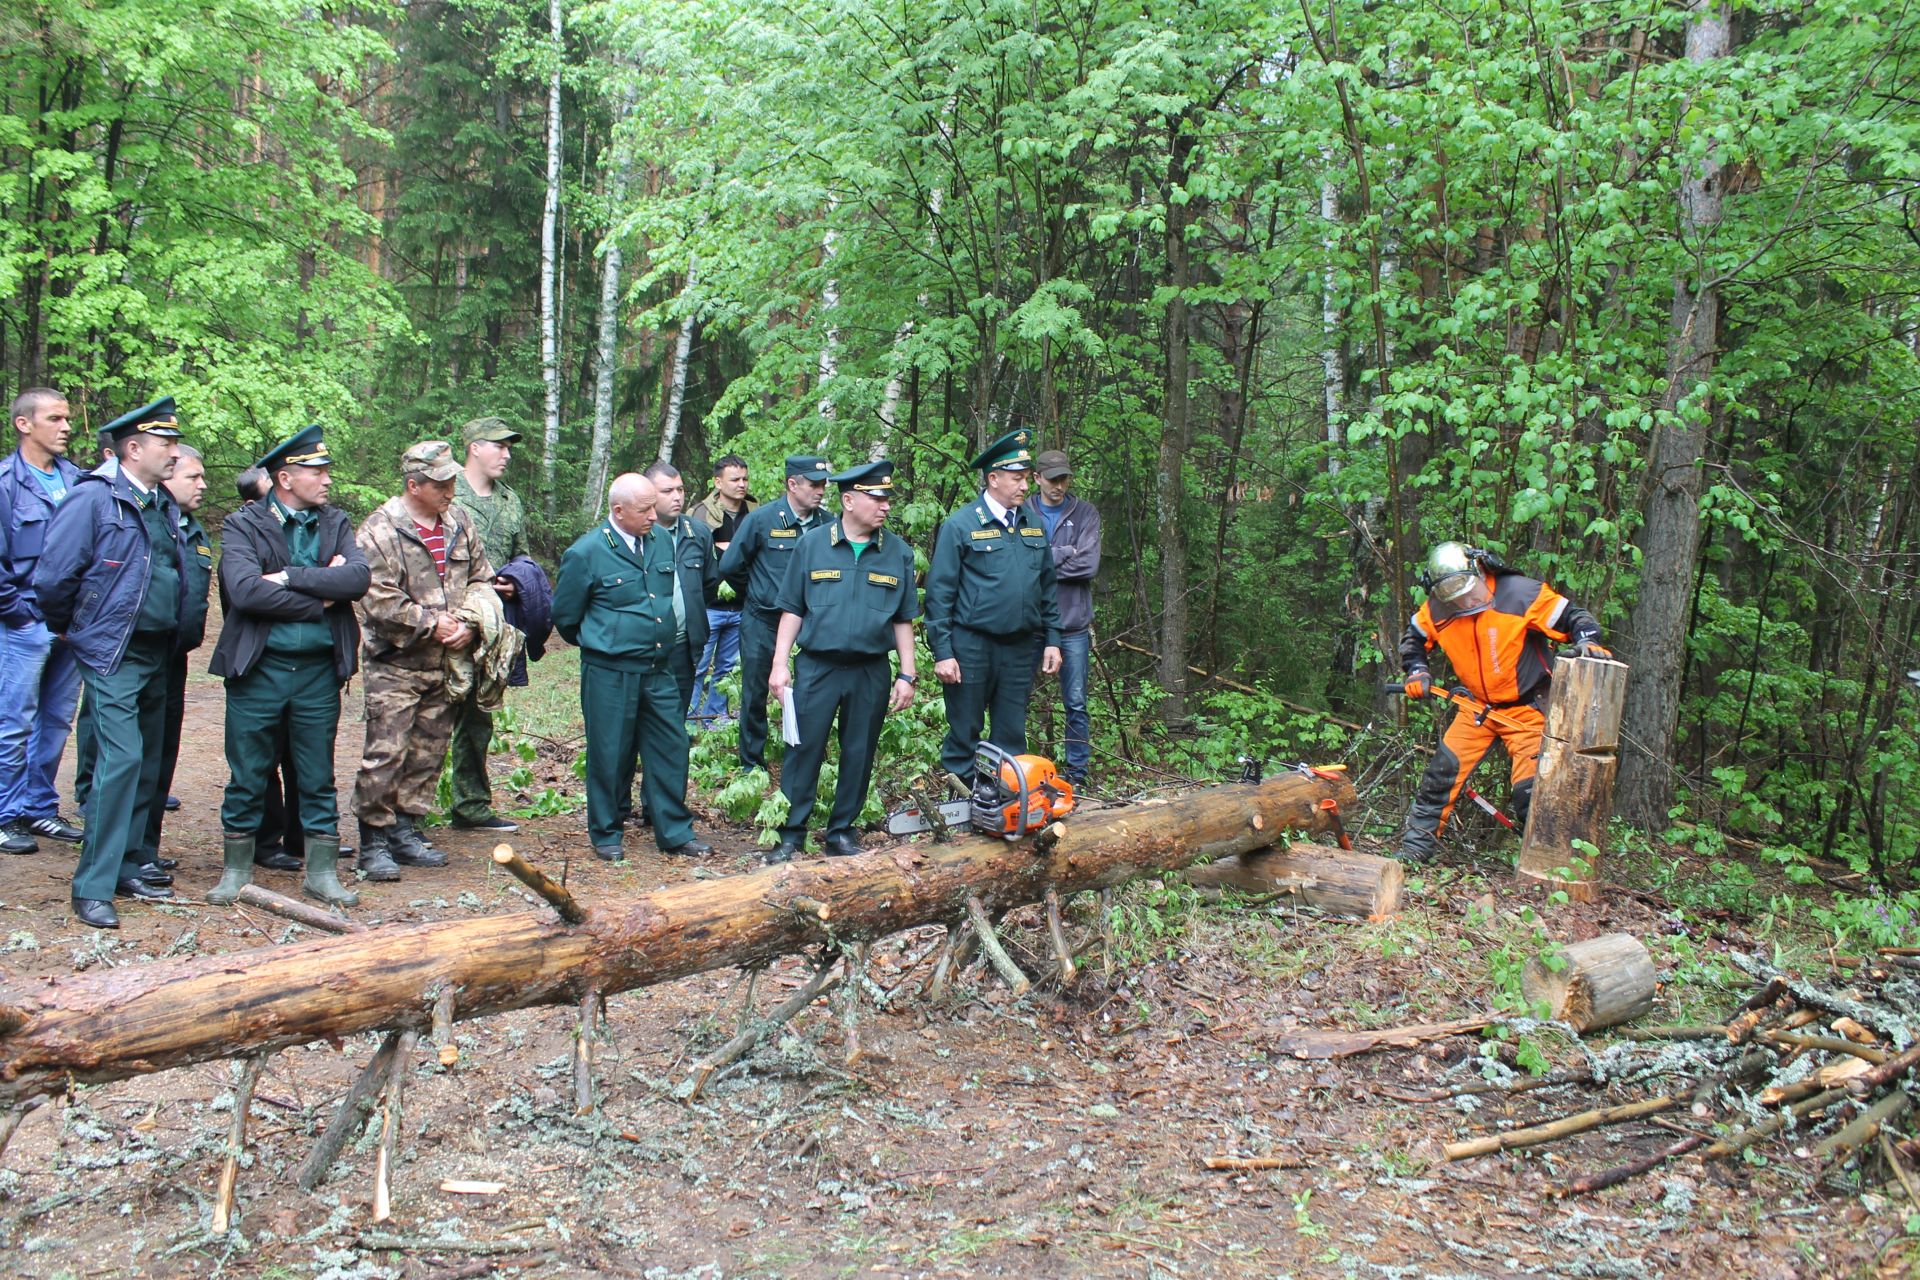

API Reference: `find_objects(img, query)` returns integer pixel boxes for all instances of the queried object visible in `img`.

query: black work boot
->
[390,815,448,868]
[358,822,402,882]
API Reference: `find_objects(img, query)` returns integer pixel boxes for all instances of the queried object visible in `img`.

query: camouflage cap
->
[401,439,461,482]
[460,415,521,446]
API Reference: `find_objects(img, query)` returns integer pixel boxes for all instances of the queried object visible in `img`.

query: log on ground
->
[1181,843,1403,918]
[0,773,1353,1105]
[1521,933,1656,1033]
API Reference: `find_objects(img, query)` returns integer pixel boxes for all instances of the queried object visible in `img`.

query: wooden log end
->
[491,844,515,865]
[1521,933,1655,1034]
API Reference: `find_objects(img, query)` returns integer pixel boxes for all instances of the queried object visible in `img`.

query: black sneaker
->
[0,820,38,856]
[30,814,82,843]
[451,814,519,833]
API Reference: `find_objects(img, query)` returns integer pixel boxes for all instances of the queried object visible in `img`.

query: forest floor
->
[0,634,1913,1280]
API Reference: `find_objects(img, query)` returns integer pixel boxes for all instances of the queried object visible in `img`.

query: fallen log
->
[0,772,1352,1106]
[1181,842,1403,919]
[1521,933,1656,1033]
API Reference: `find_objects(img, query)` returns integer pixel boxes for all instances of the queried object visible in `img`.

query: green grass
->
[503,644,584,743]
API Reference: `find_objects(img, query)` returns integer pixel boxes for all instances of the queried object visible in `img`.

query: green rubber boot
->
[302,835,360,909]
[205,833,255,906]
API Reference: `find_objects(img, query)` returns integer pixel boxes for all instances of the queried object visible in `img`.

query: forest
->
[3,0,1917,916]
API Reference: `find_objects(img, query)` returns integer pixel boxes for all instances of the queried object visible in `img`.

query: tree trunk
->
[538,0,566,513]
[0,774,1353,1105]
[582,86,637,523]
[1156,119,1198,722]
[1617,0,1730,829]
[1518,656,1629,901]
[658,256,699,466]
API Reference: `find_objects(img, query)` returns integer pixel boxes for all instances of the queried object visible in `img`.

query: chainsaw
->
[887,743,1076,840]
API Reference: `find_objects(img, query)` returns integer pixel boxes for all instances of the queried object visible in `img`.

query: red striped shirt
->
[414,520,447,577]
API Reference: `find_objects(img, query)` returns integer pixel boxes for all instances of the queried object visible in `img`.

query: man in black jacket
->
[205,426,370,908]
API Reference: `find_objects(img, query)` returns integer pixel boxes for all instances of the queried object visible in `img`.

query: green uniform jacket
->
[552,522,678,672]
[923,497,1062,661]
[453,473,528,568]
[178,512,213,652]
[772,519,920,658]
[716,495,824,613]
[665,514,717,659]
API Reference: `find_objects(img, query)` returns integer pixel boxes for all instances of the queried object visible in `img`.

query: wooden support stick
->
[839,944,868,1067]
[490,845,585,924]
[0,1096,45,1162]
[681,959,842,1101]
[234,885,366,934]
[212,1054,266,1233]
[371,1030,418,1223]
[1812,1089,1913,1163]
[1045,889,1077,986]
[924,926,962,1002]
[297,1030,404,1191]
[965,896,1031,997]
[1705,1087,1850,1158]
[1099,889,1117,978]
[1444,1094,1680,1161]
[736,968,760,1033]
[572,990,601,1116]
[431,989,457,1067]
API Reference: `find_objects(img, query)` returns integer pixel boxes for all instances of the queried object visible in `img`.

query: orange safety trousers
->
[1398,701,1545,859]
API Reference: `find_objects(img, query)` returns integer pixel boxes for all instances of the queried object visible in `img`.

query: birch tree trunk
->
[582,88,637,524]
[538,0,565,513]
[658,256,699,465]
[1617,0,1730,829]
[1320,175,1345,476]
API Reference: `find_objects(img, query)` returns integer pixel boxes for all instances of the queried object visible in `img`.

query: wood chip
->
[1270,1019,1491,1060]
[439,1180,506,1195]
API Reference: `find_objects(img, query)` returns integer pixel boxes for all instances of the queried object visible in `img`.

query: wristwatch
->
[896,672,918,686]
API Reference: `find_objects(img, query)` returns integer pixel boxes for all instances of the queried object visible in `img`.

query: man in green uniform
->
[553,472,713,862]
[716,455,833,772]
[447,415,528,833]
[765,460,919,863]
[924,428,1063,783]
[32,397,189,929]
[206,425,371,907]
[133,444,212,880]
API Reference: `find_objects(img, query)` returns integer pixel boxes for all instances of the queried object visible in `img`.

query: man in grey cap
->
[446,416,528,833]
[352,441,493,880]
[1032,449,1099,785]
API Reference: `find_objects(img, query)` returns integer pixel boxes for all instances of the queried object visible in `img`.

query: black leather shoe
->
[765,839,802,865]
[823,831,864,858]
[164,795,181,812]
[451,814,519,832]
[628,808,653,828]
[594,844,625,862]
[115,877,174,900]
[152,856,179,871]
[131,863,173,887]
[29,814,83,843]
[254,847,303,871]
[338,844,356,861]
[0,820,38,856]
[72,897,119,929]
[662,838,712,857]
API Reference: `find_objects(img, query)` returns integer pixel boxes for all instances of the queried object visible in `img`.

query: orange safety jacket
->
[1398,571,1601,707]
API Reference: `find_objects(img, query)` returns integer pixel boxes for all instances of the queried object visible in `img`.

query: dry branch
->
[233,885,365,935]
[1445,1094,1680,1161]
[297,1031,403,1190]
[212,1054,265,1233]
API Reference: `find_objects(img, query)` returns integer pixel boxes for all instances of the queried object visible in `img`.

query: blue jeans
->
[1057,629,1091,779]
[0,619,82,823]
[689,607,742,720]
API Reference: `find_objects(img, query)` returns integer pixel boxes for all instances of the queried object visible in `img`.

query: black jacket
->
[208,499,371,681]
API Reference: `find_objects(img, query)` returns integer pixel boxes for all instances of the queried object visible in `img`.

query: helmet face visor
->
[1428,570,1492,620]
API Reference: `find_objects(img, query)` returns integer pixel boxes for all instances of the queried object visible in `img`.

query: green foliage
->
[1104,878,1205,965]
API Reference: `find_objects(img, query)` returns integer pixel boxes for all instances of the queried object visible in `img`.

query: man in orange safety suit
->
[1394,542,1609,864]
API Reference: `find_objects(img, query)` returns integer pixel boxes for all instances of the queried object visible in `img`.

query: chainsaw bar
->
[886,798,974,837]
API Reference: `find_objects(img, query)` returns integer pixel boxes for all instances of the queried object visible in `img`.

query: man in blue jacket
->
[0,388,85,856]
[33,396,191,929]
[1031,449,1100,786]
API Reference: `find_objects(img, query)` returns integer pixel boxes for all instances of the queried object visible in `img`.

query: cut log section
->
[1521,933,1656,1033]
[1182,843,1403,919]
[1517,656,1628,902]
[0,772,1353,1106]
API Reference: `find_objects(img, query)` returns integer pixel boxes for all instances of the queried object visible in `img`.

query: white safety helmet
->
[1422,541,1492,620]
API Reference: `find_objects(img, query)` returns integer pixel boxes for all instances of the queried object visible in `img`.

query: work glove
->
[1572,640,1612,660]
[1404,670,1432,699]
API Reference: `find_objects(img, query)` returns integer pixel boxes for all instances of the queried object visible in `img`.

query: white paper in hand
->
[781,686,802,746]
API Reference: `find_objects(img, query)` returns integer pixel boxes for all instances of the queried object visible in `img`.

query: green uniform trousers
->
[221,652,343,837]
[624,644,696,825]
[446,692,496,824]
[582,659,692,850]
[780,653,889,841]
[137,653,188,863]
[71,689,95,811]
[736,606,778,772]
[73,634,172,901]
[938,626,1040,777]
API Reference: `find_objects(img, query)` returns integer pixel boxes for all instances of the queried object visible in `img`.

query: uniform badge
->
[810,569,842,581]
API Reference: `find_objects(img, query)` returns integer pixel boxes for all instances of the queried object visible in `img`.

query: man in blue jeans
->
[0,388,85,855]
[1033,449,1100,786]
[687,454,756,725]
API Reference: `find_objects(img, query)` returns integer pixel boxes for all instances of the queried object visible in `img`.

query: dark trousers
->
[937,626,1040,777]
[446,692,496,824]
[221,652,344,838]
[780,654,889,841]
[136,654,189,863]
[582,659,692,850]
[258,725,300,856]
[73,635,171,901]
[736,607,778,771]
[71,688,95,812]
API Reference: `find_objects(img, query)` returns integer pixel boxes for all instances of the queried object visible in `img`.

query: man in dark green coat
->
[716,454,832,772]
[553,472,713,862]
[923,428,1063,782]
[765,460,920,863]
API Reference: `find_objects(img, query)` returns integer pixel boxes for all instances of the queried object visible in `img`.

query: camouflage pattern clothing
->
[448,472,528,823]
[453,472,528,567]
[353,496,493,827]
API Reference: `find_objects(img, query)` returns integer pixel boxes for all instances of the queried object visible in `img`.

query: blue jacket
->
[32,469,190,676]
[0,449,84,627]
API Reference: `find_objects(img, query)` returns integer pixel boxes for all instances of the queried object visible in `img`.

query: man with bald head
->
[553,473,712,862]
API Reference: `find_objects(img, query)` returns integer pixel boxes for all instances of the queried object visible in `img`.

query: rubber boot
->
[359,822,402,882]
[301,835,360,908]
[205,833,255,906]
[390,815,448,868]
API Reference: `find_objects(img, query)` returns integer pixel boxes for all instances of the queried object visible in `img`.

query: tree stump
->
[1521,933,1656,1033]
[1183,843,1403,919]
[1517,656,1629,902]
